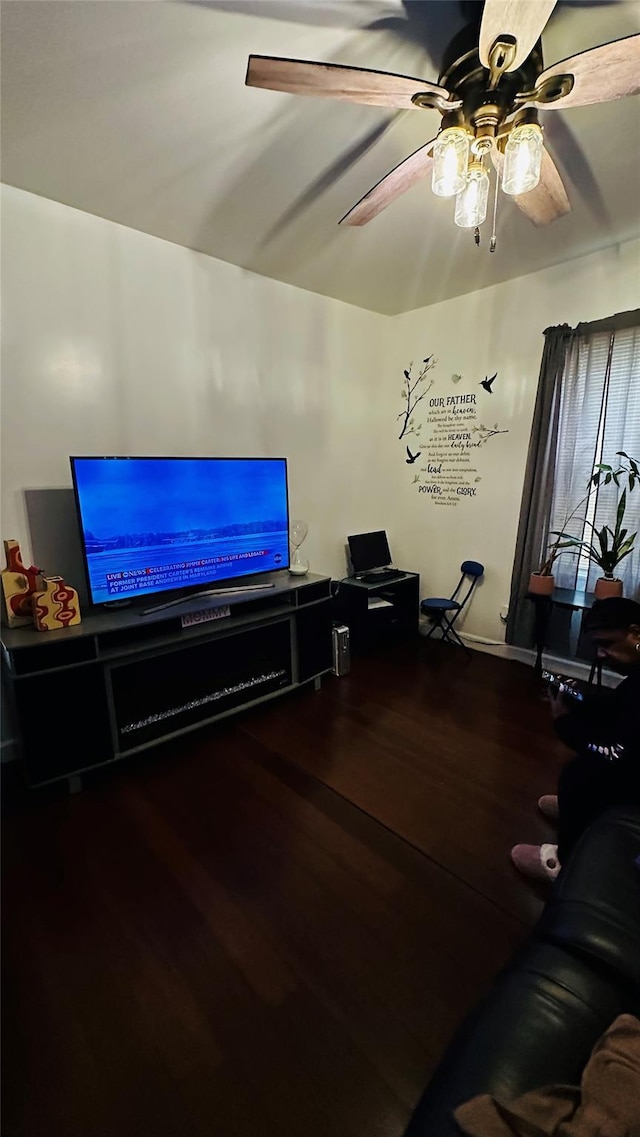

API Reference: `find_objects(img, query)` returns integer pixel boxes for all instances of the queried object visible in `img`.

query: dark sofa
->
[405,806,640,1137]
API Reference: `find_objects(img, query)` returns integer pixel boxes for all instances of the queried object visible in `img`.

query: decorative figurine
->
[288,520,309,576]
[32,576,82,632]
[1,540,44,628]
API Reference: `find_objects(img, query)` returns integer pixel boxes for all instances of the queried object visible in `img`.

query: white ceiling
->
[2,0,640,315]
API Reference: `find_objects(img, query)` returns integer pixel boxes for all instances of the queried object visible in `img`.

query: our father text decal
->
[398,356,509,507]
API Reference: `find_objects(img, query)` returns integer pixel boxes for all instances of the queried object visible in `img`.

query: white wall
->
[2,183,639,670]
[390,240,640,643]
[1,185,404,587]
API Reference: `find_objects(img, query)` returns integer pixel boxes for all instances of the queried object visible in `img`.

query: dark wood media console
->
[1,573,332,787]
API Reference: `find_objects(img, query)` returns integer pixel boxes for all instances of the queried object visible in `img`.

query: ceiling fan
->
[245,0,640,243]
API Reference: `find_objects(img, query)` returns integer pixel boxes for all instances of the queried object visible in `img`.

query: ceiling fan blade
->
[479,0,557,72]
[339,138,437,226]
[534,34,640,110]
[246,55,454,111]
[492,145,571,226]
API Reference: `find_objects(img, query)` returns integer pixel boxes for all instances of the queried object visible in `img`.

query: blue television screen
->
[71,457,290,605]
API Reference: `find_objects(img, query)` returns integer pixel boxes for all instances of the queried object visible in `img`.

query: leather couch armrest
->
[535,806,640,990]
[403,941,627,1137]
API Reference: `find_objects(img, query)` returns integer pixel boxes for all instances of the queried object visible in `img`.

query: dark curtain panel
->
[506,325,576,647]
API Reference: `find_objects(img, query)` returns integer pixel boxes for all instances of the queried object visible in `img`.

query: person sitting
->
[511,596,640,883]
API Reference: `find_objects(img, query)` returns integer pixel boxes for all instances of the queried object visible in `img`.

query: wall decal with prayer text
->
[396,356,509,507]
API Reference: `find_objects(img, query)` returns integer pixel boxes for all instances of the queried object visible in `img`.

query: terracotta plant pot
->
[594,576,623,600]
[528,572,555,596]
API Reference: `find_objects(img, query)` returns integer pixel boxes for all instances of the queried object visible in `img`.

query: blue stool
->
[420,560,484,654]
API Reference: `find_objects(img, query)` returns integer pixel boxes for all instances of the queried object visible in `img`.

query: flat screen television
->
[71,457,290,605]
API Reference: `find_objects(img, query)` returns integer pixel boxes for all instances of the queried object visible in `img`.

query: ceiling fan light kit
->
[432,126,470,198]
[502,119,544,196]
[455,159,490,228]
[246,0,640,248]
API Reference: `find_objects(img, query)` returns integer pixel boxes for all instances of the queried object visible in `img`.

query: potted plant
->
[529,495,595,596]
[551,488,637,598]
[528,451,638,596]
[549,452,638,597]
[528,535,572,595]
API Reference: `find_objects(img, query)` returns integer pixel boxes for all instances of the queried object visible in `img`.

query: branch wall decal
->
[397,356,436,440]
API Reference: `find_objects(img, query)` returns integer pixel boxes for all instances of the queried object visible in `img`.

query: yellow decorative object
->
[1,540,44,628]
[32,576,82,632]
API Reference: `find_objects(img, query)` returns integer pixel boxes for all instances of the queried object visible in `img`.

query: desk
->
[334,572,419,652]
[527,587,602,685]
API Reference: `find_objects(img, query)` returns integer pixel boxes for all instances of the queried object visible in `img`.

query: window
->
[507,312,640,650]
[548,324,640,594]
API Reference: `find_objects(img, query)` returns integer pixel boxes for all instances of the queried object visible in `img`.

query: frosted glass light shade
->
[502,123,543,195]
[432,127,469,197]
[454,164,489,228]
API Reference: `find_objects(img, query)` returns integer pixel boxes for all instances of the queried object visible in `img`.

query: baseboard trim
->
[458,633,618,688]
[458,633,508,657]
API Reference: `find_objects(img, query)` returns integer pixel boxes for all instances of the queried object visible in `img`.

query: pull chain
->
[490,161,499,253]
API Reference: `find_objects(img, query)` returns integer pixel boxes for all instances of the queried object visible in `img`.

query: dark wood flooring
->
[2,641,569,1137]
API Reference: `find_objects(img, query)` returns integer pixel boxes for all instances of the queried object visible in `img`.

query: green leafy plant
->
[589,451,639,493]
[537,493,596,577]
[549,452,638,579]
[536,452,638,577]
[537,537,574,577]
[552,491,636,577]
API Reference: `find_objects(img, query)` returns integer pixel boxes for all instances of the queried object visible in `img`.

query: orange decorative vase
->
[32,576,82,632]
[1,539,44,627]
[594,576,623,600]
[528,572,555,597]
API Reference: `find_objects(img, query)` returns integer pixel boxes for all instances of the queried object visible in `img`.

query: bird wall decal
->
[480,373,497,394]
[406,446,420,464]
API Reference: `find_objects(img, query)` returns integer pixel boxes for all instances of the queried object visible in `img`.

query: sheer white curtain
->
[549,324,640,597]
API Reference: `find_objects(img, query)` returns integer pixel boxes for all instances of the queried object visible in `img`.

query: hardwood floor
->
[2,641,569,1137]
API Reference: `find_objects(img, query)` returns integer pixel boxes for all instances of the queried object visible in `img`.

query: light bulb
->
[432,127,469,198]
[454,162,489,228]
[502,123,543,195]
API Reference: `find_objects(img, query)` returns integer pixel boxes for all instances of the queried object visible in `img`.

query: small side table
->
[333,572,419,653]
[527,587,602,686]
